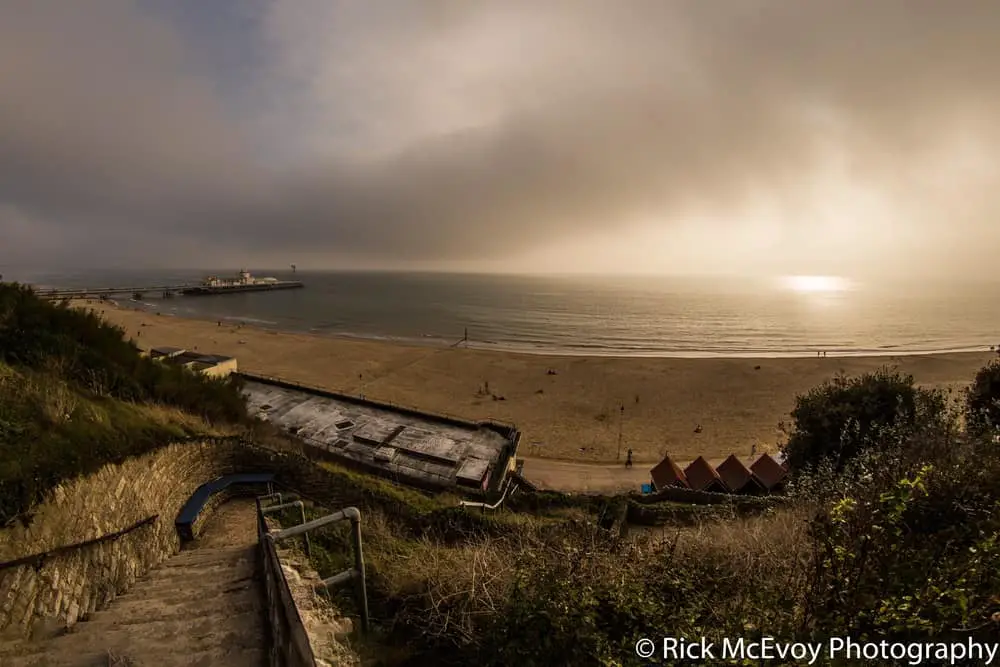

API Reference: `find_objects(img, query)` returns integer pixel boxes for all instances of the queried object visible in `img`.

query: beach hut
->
[716,454,766,495]
[649,455,689,491]
[750,453,788,492]
[683,456,729,493]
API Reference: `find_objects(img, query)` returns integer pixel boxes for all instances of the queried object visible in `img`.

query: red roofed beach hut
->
[683,456,729,493]
[650,455,689,491]
[716,454,766,495]
[750,453,788,492]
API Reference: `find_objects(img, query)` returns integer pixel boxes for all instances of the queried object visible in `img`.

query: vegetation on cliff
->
[275,362,1000,667]
[0,282,247,524]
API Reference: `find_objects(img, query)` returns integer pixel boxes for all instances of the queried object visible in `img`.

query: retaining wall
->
[0,437,267,638]
[259,512,358,667]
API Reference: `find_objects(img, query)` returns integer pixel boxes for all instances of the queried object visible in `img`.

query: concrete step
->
[6,625,265,664]
[1,502,267,666]
[165,546,255,562]
[6,644,266,667]
[127,565,255,599]
[81,596,260,633]
[142,552,256,574]
[137,561,255,582]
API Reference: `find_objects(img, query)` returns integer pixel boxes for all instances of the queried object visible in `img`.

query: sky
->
[1,0,999,279]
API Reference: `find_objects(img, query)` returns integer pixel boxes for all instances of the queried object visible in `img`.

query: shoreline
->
[116,298,994,360]
[77,299,995,468]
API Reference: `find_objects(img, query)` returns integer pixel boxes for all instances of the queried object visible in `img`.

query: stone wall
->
[275,543,358,667]
[0,438,260,638]
[259,513,358,667]
[0,436,422,644]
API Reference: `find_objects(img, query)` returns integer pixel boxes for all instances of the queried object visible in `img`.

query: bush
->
[0,282,246,423]
[965,359,1000,437]
[0,282,248,522]
[782,366,948,474]
[802,437,1000,638]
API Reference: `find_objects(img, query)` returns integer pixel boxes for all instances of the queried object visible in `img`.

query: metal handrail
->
[260,500,310,556]
[266,506,370,634]
[0,514,158,573]
[459,477,516,511]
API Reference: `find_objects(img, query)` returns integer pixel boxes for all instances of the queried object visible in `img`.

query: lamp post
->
[616,403,624,461]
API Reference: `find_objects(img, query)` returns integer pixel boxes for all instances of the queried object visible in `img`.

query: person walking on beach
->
[625,448,633,468]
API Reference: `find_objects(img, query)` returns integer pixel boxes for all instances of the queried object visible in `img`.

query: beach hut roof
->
[650,455,688,491]
[750,453,788,490]
[716,454,761,492]
[684,456,728,492]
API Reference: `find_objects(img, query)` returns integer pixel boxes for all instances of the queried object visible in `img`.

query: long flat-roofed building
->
[240,375,520,495]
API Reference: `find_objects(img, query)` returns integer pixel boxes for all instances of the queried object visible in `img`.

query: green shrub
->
[965,358,1000,437]
[0,283,247,423]
[0,282,247,522]
[782,366,948,473]
[803,452,1000,638]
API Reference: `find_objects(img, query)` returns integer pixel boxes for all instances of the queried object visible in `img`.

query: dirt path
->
[520,456,729,494]
[194,498,260,549]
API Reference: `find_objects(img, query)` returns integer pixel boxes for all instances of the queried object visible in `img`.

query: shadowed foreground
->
[0,501,266,667]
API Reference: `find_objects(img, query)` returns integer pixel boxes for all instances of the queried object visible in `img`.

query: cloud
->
[1,0,998,273]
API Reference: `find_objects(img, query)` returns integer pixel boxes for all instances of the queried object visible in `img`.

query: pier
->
[33,284,195,300]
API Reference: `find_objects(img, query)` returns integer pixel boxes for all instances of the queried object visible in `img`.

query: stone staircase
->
[0,502,267,667]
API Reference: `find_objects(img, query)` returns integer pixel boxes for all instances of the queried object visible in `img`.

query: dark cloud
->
[1,0,998,273]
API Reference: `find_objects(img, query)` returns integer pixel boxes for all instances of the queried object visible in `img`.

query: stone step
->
[6,626,265,664]
[143,551,256,572]
[166,546,256,562]
[1,502,268,667]
[126,572,257,596]
[115,568,259,602]
[139,559,254,577]
[6,644,266,667]
[81,595,260,632]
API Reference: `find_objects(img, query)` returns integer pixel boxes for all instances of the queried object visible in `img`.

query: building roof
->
[241,379,515,492]
[649,455,688,491]
[149,346,185,356]
[172,350,234,366]
[716,454,765,493]
[750,453,788,490]
[684,456,728,492]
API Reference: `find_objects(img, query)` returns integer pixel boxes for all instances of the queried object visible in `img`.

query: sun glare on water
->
[783,275,851,293]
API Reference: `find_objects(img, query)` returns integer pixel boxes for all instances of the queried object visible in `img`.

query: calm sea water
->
[5,267,1000,358]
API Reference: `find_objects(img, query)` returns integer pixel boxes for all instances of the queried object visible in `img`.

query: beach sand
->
[79,300,993,482]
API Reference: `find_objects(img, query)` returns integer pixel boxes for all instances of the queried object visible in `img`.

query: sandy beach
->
[77,300,994,477]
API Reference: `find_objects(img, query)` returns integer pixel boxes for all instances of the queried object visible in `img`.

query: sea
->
[5,267,1000,358]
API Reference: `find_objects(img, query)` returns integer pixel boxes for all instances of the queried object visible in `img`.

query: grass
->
[0,282,248,524]
[315,461,457,514]
[267,476,808,666]
[267,422,1000,667]
[0,361,229,524]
